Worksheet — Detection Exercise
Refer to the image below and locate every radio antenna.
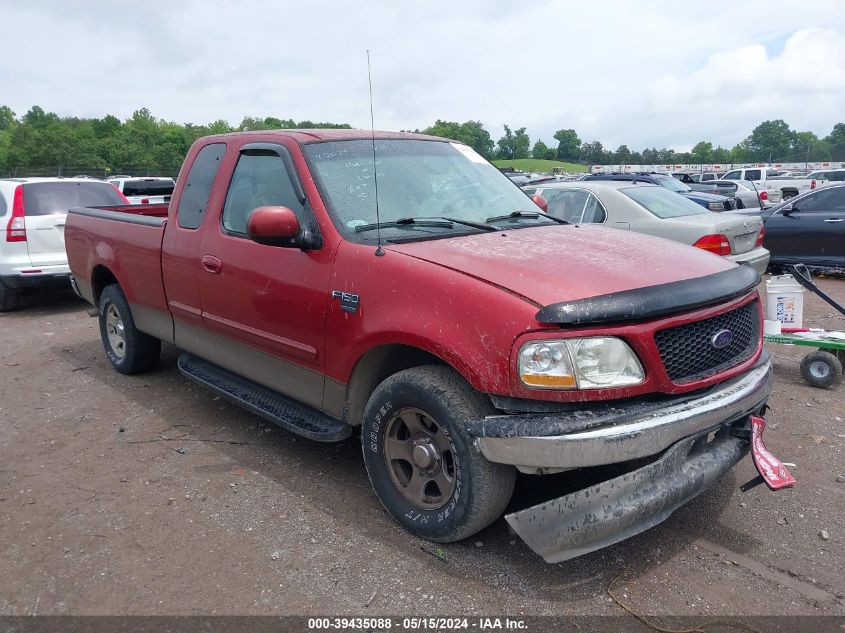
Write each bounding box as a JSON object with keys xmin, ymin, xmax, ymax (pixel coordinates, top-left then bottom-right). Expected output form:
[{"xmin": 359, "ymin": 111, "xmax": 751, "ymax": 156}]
[{"xmin": 367, "ymin": 49, "xmax": 384, "ymax": 257}]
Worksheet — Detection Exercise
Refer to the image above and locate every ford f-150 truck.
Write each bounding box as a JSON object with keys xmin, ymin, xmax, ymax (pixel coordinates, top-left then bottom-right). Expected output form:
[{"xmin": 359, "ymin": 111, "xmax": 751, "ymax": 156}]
[{"xmin": 65, "ymin": 130, "xmax": 791, "ymax": 563}]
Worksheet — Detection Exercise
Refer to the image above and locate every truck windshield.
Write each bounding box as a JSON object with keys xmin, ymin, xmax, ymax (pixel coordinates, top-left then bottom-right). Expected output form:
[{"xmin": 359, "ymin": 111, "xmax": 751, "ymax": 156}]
[
  {"xmin": 303, "ymin": 139, "xmax": 544, "ymax": 240},
  {"xmin": 619, "ymin": 186, "xmax": 709, "ymax": 219}
]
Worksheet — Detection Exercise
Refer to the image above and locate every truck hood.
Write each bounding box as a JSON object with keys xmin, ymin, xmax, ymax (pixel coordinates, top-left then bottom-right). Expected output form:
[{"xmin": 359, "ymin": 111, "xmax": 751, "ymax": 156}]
[{"xmin": 385, "ymin": 225, "xmax": 736, "ymax": 307}]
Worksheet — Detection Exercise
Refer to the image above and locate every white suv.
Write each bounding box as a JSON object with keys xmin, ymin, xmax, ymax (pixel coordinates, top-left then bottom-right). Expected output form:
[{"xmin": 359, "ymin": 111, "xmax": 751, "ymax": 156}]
[
  {"xmin": 107, "ymin": 177, "xmax": 175, "ymax": 205},
  {"xmin": 0, "ymin": 177, "xmax": 127, "ymax": 310}
]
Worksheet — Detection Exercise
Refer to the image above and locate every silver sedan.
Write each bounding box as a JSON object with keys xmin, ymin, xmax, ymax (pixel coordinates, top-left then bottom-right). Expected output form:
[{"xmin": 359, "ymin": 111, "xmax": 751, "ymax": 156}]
[{"xmin": 524, "ymin": 181, "xmax": 770, "ymax": 274}]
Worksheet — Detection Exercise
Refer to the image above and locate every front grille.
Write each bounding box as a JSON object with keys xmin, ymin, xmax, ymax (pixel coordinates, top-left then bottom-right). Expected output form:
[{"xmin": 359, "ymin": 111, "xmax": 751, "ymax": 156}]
[{"xmin": 654, "ymin": 301, "xmax": 759, "ymax": 383}]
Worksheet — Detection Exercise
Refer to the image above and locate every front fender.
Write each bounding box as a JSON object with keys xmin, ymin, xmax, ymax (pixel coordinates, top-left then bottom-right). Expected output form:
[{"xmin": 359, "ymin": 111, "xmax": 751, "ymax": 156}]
[{"xmin": 323, "ymin": 241, "xmax": 542, "ymax": 394}]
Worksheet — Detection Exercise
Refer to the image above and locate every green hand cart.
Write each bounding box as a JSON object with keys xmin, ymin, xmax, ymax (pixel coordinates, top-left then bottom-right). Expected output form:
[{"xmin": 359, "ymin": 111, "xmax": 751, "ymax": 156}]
[{"xmin": 764, "ymin": 264, "xmax": 845, "ymax": 388}]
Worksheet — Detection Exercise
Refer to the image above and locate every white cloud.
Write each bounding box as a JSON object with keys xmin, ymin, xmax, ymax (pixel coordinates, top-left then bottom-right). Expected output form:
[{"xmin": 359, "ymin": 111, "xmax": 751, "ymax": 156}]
[{"xmin": 0, "ymin": 1, "xmax": 843, "ymax": 151}]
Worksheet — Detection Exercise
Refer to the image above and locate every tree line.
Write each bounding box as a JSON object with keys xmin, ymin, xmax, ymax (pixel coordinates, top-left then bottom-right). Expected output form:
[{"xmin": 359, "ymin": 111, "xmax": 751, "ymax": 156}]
[
  {"xmin": 1, "ymin": 104, "xmax": 844, "ymax": 177},
  {"xmin": 422, "ymin": 119, "xmax": 845, "ymax": 166},
  {"xmin": 0, "ymin": 106, "xmax": 351, "ymax": 177}
]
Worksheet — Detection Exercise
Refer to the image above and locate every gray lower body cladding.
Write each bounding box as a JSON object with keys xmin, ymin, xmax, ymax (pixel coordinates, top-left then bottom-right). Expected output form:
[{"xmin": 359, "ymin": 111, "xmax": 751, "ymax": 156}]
[{"xmin": 506, "ymin": 431, "xmax": 748, "ymax": 563}]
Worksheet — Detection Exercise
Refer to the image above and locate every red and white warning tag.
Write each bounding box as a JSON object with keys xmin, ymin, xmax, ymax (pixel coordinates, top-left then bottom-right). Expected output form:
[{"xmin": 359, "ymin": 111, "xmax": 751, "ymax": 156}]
[{"xmin": 750, "ymin": 415, "xmax": 795, "ymax": 490}]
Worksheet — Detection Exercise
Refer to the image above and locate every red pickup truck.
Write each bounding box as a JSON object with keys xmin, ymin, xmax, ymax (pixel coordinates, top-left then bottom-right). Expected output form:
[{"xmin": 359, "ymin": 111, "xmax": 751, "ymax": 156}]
[{"xmin": 65, "ymin": 130, "xmax": 787, "ymax": 563}]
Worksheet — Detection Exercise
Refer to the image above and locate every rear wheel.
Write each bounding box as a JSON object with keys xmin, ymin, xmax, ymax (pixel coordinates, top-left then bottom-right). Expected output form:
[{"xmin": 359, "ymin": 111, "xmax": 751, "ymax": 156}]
[
  {"xmin": 0, "ymin": 282, "xmax": 23, "ymax": 312},
  {"xmin": 98, "ymin": 284, "xmax": 161, "ymax": 374},
  {"xmin": 800, "ymin": 351, "xmax": 842, "ymax": 389},
  {"xmin": 361, "ymin": 365, "xmax": 515, "ymax": 543}
]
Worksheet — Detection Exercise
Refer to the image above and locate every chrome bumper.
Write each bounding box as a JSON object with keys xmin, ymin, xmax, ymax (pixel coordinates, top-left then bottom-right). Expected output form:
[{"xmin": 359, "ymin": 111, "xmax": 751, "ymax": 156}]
[
  {"xmin": 506, "ymin": 432, "xmax": 748, "ymax": 562},
  {"xmin": 476, "ymin": 358, "xmax": 771, "ymax": 471}
]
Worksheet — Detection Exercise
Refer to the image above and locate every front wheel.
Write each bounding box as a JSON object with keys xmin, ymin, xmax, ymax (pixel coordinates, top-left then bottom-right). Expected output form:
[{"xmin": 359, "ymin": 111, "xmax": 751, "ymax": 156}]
[
  {"xmin": 361, "ymin": 365, "xmax": 515, "ymax": 543},
  {"xmin": 98, "ymin": 284, "xmax": 161, "ymax": 374}
]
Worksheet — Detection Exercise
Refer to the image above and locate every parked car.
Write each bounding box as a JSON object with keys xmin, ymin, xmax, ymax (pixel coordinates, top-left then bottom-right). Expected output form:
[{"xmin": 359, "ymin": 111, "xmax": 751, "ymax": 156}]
[
  {"xmin": 735, "ymin": 184, "xmax": 845, "ymax": 269},
  {"xmin": 108, "ymin": 177, "xmax": 176, "ymax": 205},
  {"xmin": 584, "ymin": 172, "xmax": 743, "ymax": 211},
  {"xmin": 720, "ymin": 167, "xmax": 828, "ymax": 200},
  {"xmin": 720, "ymin": 180, "xmax": 782, "ymax": 209},
  {"xmin": 526, "ymin": 181, "xmax": 769, "ymax": 273},
  {"xmin": 0, "ymin": 177, "xmax": 128, "ymax": 310},
  {"xmin": 672, "ymin": 172, "xmax": 727, "ymax": 184},
  {"xmin": 804, "ymin": 168, "xmax": 845, "ymax": 183},
  {"xmin": 64, "ymin": 129, "xmax": 784, "ymax": 563}
]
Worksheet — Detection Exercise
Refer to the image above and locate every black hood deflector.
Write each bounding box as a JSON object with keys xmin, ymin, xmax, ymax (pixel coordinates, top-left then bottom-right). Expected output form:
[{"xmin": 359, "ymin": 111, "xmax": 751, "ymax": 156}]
[{"xmin": 536, "ymin": 265, "xmax": 760, "ymax": 325}]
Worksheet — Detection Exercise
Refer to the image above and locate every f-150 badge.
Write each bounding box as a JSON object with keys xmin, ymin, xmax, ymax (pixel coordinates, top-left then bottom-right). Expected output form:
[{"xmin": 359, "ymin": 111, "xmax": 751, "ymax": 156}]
[{"xmin": 331, "ymin": 290, "xmax": 359, "ymax": 313}]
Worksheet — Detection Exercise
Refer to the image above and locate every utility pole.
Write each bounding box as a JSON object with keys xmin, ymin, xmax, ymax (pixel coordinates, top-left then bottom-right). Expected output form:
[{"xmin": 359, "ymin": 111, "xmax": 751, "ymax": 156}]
[{"xmin": 806, "ymin": 142, "xmax": 811, "ymax": 171}]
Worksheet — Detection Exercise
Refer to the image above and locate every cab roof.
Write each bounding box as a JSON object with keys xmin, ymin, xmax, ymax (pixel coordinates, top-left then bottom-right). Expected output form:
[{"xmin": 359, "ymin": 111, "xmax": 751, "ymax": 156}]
[{"xmin": 201, "ymin": 129, "xmax": 450, "ymax": 144}]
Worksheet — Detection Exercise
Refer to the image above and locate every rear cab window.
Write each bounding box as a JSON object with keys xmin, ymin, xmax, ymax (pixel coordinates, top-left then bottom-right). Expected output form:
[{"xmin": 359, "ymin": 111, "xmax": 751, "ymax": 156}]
[
  {"xmin": 177, "ymin": 143, "xmax": 226, "ymax": 229},
  {"xmin": 22, "ymin": 181, "xmax": 126, "ymax": 214}
]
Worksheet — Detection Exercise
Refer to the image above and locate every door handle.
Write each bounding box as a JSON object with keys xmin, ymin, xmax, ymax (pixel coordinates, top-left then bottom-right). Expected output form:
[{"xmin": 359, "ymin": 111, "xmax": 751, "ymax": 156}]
[
  {"xmin": 201, "ymin": 255, "xmax": 222, "ymax": 274},
  {"xmin": 823, "ymin": 218, "xmax": 845, "ymax": 223}
]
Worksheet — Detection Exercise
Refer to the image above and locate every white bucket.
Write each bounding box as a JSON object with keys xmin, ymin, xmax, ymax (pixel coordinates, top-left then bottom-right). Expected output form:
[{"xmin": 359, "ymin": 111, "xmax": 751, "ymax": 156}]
[{"xmin": 765, "ymin": 275, "xmax": 804, "ymax": 328}]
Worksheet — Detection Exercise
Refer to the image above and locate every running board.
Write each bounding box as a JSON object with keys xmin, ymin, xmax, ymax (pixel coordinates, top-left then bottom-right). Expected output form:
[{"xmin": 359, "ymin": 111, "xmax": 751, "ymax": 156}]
[{"xmin": 177, "ymin": 353, "xmax": 352, "ymax": 442}]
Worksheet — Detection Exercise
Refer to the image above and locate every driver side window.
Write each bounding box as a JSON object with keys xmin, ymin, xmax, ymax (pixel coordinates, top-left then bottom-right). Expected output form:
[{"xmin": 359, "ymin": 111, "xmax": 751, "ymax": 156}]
[{"xmin": 222, "ymin": 151, "xmax": 304, "ymax": 236}]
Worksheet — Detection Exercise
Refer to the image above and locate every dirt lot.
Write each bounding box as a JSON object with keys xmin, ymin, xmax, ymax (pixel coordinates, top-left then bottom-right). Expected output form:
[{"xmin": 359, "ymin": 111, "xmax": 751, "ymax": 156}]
[{"xmin": 0, "ymin": 278, "xmax": 843, "ymax": 618}]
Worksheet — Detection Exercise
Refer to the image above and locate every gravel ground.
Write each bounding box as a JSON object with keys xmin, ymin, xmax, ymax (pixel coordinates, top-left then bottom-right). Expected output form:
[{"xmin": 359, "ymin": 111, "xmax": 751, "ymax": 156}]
[{"xmin": 0, "ymin": 277, "xmax": 843, "ymax": 617}]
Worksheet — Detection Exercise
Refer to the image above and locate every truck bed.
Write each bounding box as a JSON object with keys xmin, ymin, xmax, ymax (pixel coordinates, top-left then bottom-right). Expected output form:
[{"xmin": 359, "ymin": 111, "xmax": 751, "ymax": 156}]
[{"xmin": 65, "ymin": 204, "xmax": 170, "ymax": 316}]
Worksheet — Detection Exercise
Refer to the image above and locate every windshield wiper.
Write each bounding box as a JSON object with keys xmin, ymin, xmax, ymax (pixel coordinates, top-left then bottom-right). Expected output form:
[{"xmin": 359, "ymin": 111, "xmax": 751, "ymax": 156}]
[
  {"xmin": 485, "ymin": 210, "xmax": 568, "ymax": 225},
  {"xmin": 354, "ymin": 217, "xmax": 454, "ymax": 233},
  {"xmin": 439, "ymin": 216, "xmax": 499, "ymax": 231}
]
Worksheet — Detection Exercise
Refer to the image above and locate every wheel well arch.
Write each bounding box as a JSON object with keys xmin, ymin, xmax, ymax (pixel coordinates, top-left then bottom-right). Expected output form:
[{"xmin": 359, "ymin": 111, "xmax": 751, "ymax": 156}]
[
  {"xmin": 343, "ymin": 344, "xmax": 449, "ymax": 427},
  {"xmin": 91, "ymin": 265, "xmax": 119, "ymax": 304}
]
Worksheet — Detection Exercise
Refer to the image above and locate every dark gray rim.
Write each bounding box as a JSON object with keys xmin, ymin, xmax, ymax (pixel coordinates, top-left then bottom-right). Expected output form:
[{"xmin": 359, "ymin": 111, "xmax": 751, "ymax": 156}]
[{"xmin": 383, "ymin": 407, "xmax": 456, "ymax": 510}]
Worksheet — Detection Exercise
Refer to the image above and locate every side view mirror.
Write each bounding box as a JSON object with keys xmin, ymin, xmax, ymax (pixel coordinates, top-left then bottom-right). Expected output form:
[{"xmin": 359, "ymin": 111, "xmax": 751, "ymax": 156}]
[
  {"xmin": 531, "ymin": 194, "xmax": 548, "ymax": 213},
  {"xmin": 781, "ymin": 203, "xmax": 795, "ymax": 216},
  {"xmin": 247, "ymin": 206, "xmax": 303, "ymax": 247}
]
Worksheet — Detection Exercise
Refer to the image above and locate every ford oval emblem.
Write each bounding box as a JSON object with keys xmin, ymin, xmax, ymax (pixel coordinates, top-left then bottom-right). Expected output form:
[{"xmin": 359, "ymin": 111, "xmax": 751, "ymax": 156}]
[{"xmin": 711, "ymin": 329, "xmax": 733, "ymax": 349}]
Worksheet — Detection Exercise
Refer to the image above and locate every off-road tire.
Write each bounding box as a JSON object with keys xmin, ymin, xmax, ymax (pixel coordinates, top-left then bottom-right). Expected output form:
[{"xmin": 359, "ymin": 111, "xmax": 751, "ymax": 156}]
[
  {"xmin": 361, "ymin": 364, "xmax": 516, "ymax": 543},
  {"xmin": 98, "ymin": 284, "xmax": 161, "ymax": 374},
  {"xmin": 0, "ymin": 282, "xmax": 23, "ymax": 312},
  {"xmin": 800, "ymin": 351, "xmax": 842, "ymax": 389}
]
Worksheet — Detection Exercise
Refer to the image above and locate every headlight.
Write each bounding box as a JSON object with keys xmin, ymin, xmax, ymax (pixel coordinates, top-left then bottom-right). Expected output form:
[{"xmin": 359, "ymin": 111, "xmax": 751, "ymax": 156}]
[
  {"xmin": 518, "ymin": 337, "xmax": 645, "ymax": 389},
  {"xmin": 708, "ymin": 201, "xmax": 725, "ymax": 211}
]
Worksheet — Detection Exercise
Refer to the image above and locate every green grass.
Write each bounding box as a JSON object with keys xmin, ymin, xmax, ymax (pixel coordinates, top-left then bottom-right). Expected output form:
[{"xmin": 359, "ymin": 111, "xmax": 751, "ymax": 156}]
[{"xmin": 492, "ymin": 158, "xmax": 587, "ymax": 174}]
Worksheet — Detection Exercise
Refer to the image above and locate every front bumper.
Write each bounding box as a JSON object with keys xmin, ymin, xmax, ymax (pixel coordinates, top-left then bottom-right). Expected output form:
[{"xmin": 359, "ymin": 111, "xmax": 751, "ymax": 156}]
[
  {"xmin": 473, "ymin": 356, "xmax": 771, "ymax": 563},
  {"xmin": 506, "ymin": 431, "xmax": 748, "ymax": 562},
  {"xmin": 475, "ymin": 356, "xmax": 771, "ymax": 471},
  {"xmin": 726, "ymin": 247, "xmax": 770, "ymax": 275}
]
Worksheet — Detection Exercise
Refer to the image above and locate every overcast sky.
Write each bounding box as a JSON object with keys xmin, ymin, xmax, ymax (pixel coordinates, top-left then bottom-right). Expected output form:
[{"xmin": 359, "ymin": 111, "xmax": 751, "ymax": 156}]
[{"xmin": 2, "ymin": 1, "xmax": 844, "ymax": 152}]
